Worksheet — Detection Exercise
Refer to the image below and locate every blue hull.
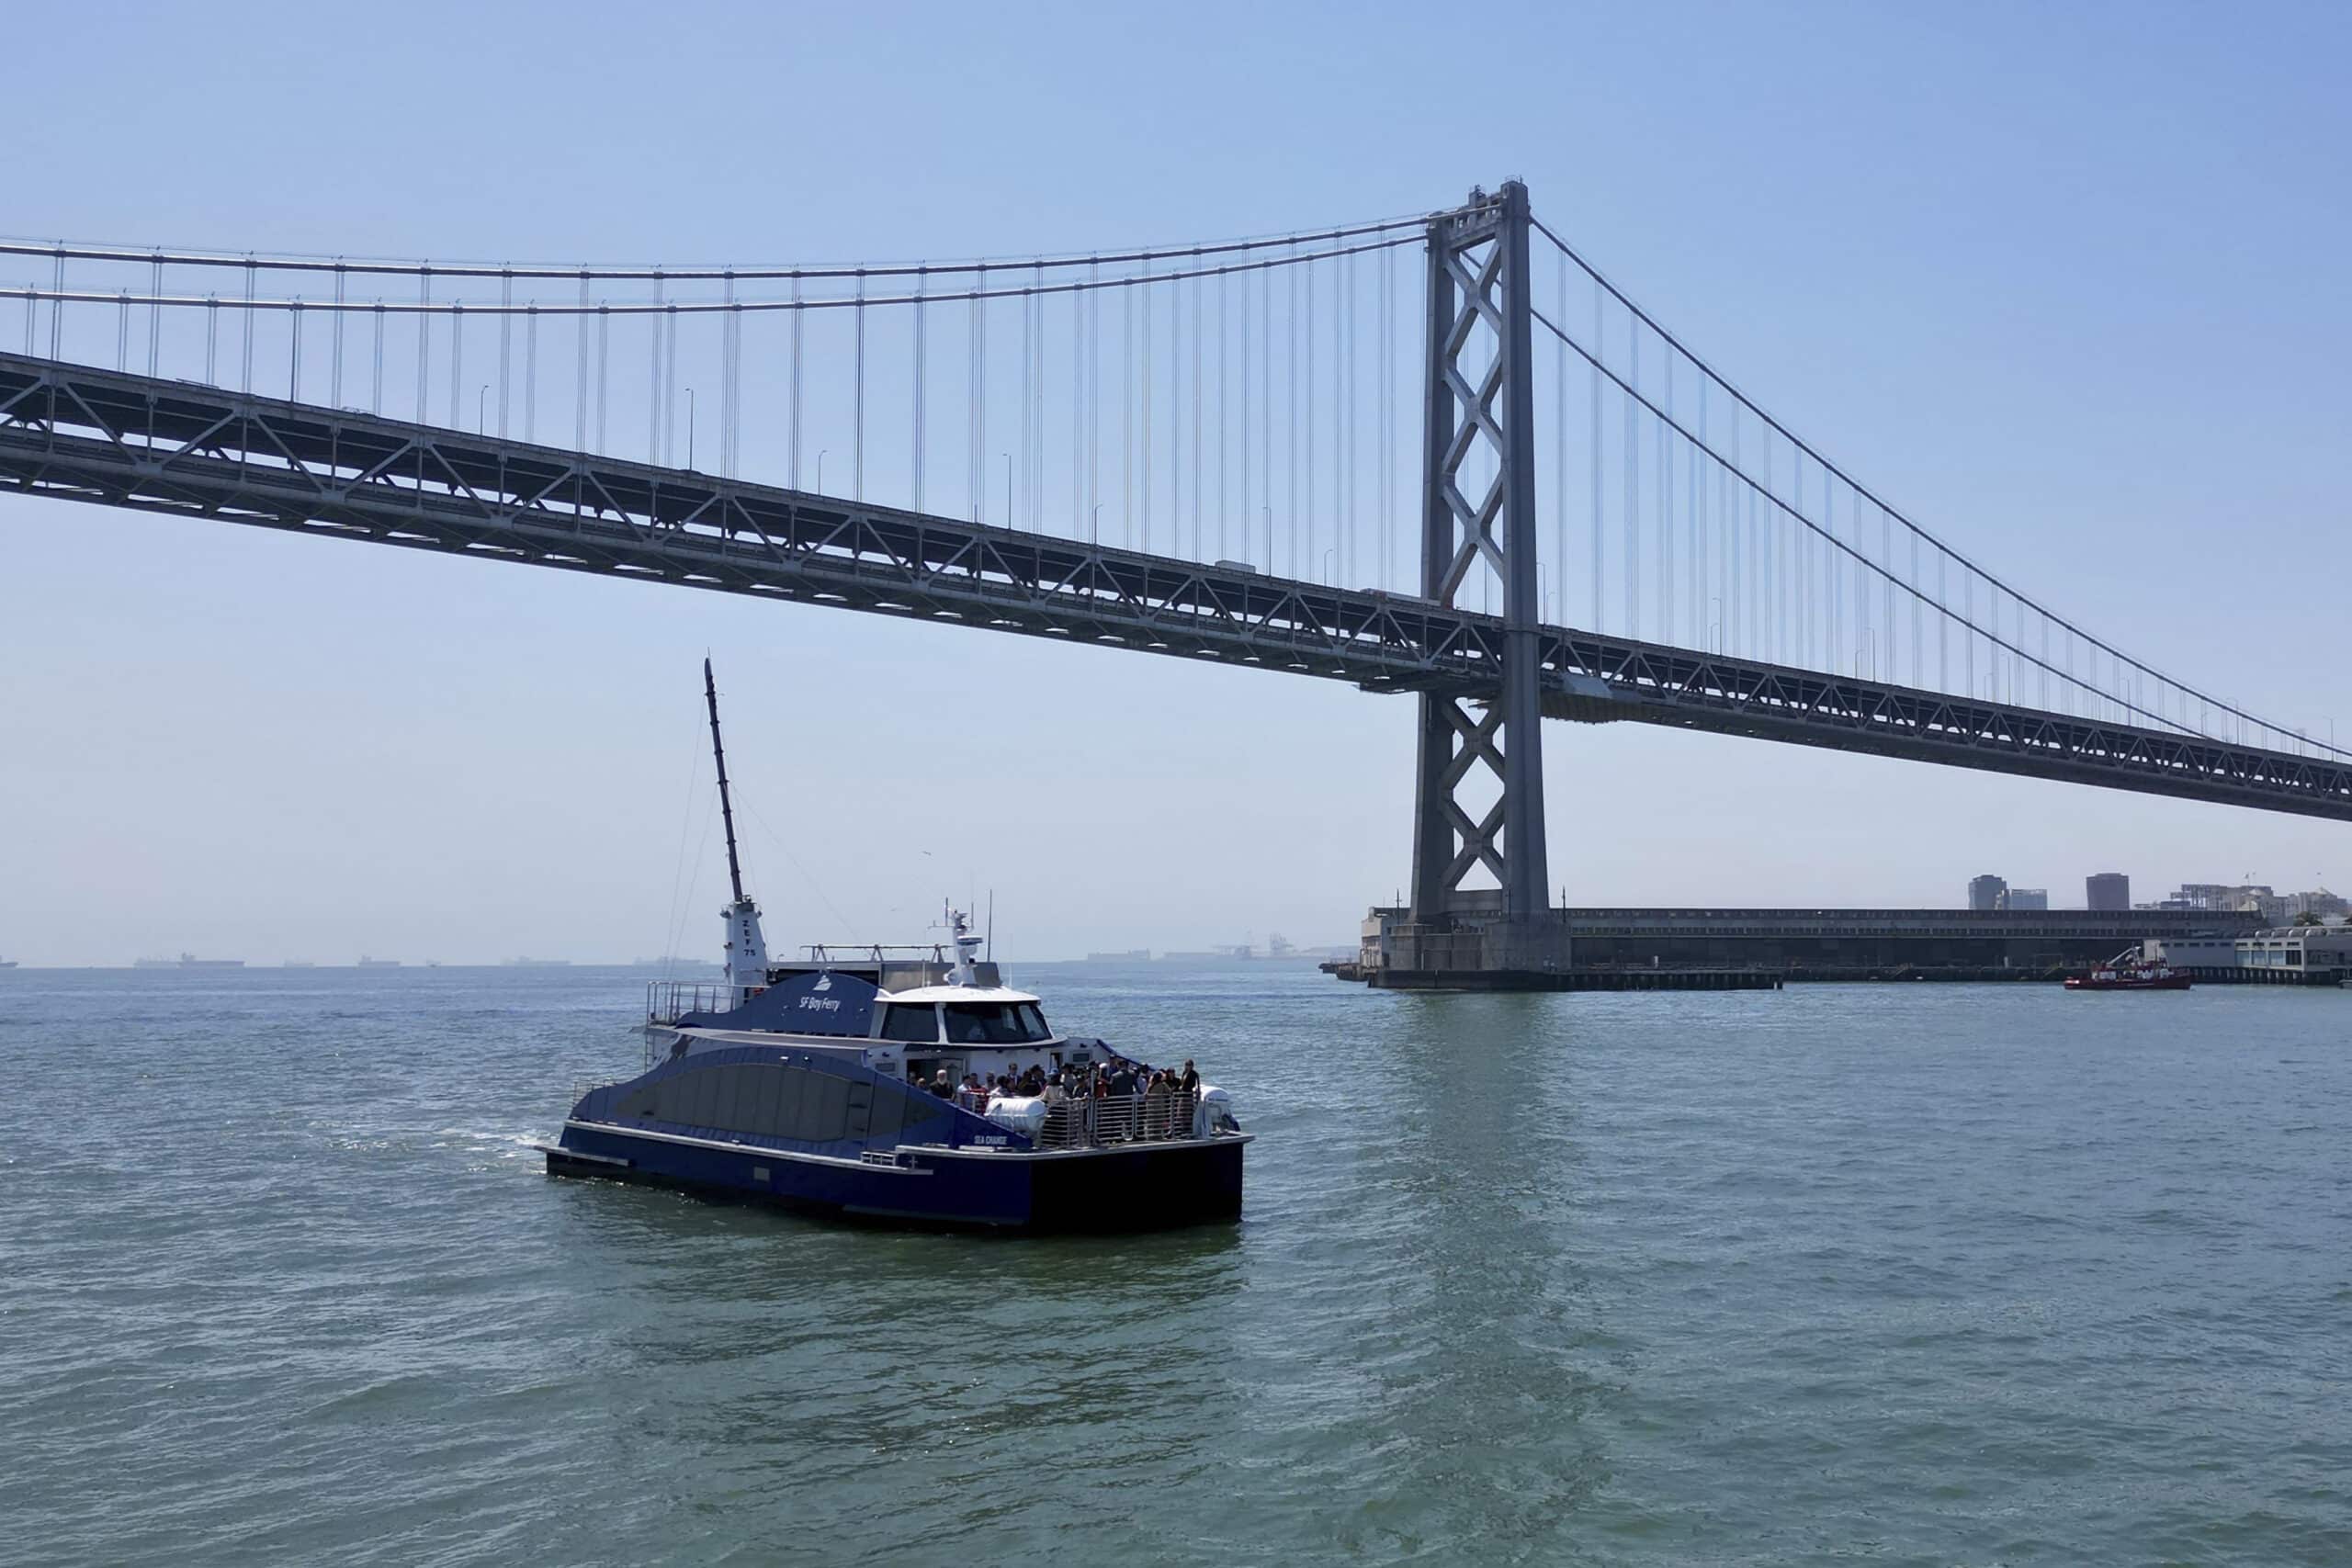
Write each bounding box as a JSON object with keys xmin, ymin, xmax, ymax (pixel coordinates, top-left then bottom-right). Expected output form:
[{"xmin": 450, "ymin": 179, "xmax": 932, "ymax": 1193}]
[{"xmin": 548, "ymin": 1121, "xmax": 1246, "ymax": 1233}]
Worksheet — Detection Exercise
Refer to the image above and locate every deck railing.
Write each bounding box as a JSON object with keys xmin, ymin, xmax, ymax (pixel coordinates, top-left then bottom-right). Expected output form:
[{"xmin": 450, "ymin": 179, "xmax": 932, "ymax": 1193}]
[
  {"xmin": 986, "ymin": 1091, "xmax": 1201, "ymax": 1150},
  {"xmin": 646, "ymin": 980, "xmax": 739, "ymax": 1027}
]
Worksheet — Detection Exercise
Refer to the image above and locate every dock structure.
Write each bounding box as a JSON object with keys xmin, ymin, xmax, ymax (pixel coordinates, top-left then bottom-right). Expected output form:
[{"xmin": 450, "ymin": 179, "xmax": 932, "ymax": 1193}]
[
  {"xmin": 1341, "ymin": 906, "xmax": 2276, "ymax": 989},
  {"xmin": 2145, "ymin": 926, "xmax": 2352, "ymax": 987},
  {"xmin": 1366, "ymin": 964, "xmax": 1779, "ymax": 992}
]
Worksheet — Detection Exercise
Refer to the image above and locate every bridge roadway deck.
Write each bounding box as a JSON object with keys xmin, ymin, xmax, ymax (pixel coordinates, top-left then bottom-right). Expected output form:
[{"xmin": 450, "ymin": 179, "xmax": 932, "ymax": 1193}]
[{"xmin": 4, "ymin": 350, "xmax": 2346, "ymax": 822}]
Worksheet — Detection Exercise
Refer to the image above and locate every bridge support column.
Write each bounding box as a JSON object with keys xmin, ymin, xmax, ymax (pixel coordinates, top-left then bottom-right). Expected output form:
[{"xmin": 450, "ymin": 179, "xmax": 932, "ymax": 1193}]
[{"xmin": 1397, "ymin": 181, "xmax": 1565, "ymax": 982}]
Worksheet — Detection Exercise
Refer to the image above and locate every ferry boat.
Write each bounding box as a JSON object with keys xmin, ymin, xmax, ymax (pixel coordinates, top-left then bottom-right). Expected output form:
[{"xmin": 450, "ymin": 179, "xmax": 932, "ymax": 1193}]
[
  {"xmin": 2064, "ymin": 947, "xmax": 2192, "ymax": 991},
  {"xmin": 539, "ymin": 661, "xmax": 1250, "ymax": 1233}
]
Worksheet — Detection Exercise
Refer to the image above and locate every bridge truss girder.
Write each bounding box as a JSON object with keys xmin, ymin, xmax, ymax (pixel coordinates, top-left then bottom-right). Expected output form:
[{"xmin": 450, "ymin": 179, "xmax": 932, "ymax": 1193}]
[{"xmin": 3, "ymin": 348, "xmax": 2348, "ymax": 825}]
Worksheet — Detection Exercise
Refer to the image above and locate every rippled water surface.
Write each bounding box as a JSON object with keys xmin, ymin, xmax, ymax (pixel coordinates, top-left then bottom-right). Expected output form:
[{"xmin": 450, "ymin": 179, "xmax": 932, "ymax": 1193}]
[{"xmin": 5, "ymin": 964, "xmax": 2349, "ymax": 1564}]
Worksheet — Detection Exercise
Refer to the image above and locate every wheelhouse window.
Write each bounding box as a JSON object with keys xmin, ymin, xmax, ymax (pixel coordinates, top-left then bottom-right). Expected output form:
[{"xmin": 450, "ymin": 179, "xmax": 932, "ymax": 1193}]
[
  {"xmin": 942, "ymin": 1000, "xmax": 1053, "ymax": 1044},
  {"xmin": 878, "ymin": 1003, "xmax": 942, "ymax": 1043}
]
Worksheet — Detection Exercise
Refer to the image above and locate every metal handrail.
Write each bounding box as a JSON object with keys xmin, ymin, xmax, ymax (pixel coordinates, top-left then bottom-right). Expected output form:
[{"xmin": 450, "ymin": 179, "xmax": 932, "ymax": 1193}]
[
  {"xmin": 646, "ymin": 979, "xmax": 739, "ymax": 1024},
  {"xmin": 1017, "ymin": 1091, "xmax": 1201, "ymax": 1151}
]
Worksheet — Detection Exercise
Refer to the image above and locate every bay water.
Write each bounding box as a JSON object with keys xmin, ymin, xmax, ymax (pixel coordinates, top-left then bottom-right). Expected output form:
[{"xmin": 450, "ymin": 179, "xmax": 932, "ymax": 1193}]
[{"xmin": 4, "ymin": 964, "xmax": 2346, "ymax": 1564}]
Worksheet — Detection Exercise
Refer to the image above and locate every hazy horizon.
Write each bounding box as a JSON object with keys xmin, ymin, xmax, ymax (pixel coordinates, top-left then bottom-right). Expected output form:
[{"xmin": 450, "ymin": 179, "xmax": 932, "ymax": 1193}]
[{"xmin": 6, "ymin": 1, "xmax": 2349, "ymax": 967}]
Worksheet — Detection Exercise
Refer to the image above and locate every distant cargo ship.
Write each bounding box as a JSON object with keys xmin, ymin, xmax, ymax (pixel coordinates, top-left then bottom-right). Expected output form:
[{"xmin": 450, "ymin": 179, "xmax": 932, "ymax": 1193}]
[
  {"xmin": 1084, "ymin": 949, "xmax": 1151, "ymax": 963},
  {"xmin": 0, "ymin": 957, "xmax": 17, "ymax": 969},
  {"xmin": 134, "ymin": 953, "xmax": 245, "ymax": 969},
  {"xmin": 356, "ymin": 957, "xmax": 401, "ymax": 969}
]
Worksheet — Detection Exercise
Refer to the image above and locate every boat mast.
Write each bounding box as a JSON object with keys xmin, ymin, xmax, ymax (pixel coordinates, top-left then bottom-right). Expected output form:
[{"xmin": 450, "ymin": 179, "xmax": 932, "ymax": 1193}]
[{"xmin": 704, "ymin": 656, "xmax": 745, "ymax": 907}]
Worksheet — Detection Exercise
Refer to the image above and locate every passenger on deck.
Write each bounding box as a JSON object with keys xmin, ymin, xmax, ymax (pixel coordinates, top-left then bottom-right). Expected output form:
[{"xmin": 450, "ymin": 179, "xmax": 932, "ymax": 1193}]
[{"xmin": 1180, "ymin": 1059, "xmax": 1200, "ymax": 1095}]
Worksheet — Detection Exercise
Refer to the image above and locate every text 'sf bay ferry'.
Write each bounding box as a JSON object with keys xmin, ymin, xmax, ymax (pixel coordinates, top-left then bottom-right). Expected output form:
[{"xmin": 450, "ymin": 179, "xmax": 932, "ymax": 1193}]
[{"xmin": 540, "ymin": 662, "xmax": 1249, "ymax": 1232}]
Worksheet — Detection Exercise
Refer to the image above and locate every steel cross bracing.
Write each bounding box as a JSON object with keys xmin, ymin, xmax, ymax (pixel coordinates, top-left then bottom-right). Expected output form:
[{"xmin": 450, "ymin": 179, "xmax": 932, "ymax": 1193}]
[
  {"xmin": 1410, "ymin": 184, "xmax": 1548, "ymax": 928},
  {"xmin": 5, "ymin": 347, "xmax": 2350, "ymax": 822}
]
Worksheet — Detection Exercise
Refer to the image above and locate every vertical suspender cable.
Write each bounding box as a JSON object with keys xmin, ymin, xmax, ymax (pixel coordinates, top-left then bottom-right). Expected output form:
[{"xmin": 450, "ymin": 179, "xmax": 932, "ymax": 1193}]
[
  {"xmin": 1590, "ymin": 282, "xmax": 1602, "ymax": 632},
  {"xmin": 1142, "ymin": 258, "xmax": 1153, "ymax": 553},
  {"xmin": 1884, "ymin": 506, "xmax": 1895, "ymax": 685},
  {"xmin": 1724, "ymin": 401, "xmax": 1737, "ymax": 654},
  {"xmin": 370, "ymin": 302, "xmax": 384, "ymax": 416},
  {"xmin": 1760, "ymin": 429, "xmax": 1773, "ymax": 662},
  {"xmin": 913, "ymin": 268, "xmax": 928, "ymax": 513},
  {"xmin": 789, "ymin": 276, "xmax": 803, "ymax": 489},
  {"xmin": 1345, "ymin": 247, "xmax": 1363, "ymax": 592},
  {"xmin": 854, "ymin": 269, "xmax": 866, "ymax": 501},
  {"xmin": 1020, "ymin": 275, "xmax": 1034, "ymax": 527},
  {"xmin": 523, "ymin": 306, "xmax": 537, "ymax": 443},
  {"xmin": 1964, "ymin": 570, "xmax": 1974, "ymax": 701},
  {"xmin": 150, "ymin": 256, "xmax": 166, "ymax": 380},
  {"xmin": 1121, "ymin": 268, "xmax": 1132, "ymax": 541},
  {"xmin": 1554, "ymin": 252, "xmax": 1566, "ymax": 623},
  {"xmin": 1287, "ymin": 248, "xmax": 1299, "ymax": 580},
  {"xmin": 975, "ymin": 268, "xmax": 987, "ymax": 520},
  {"xmin": 1382, "ymin": 243, "xmax": 1395, "ymax": 592},
  {"xmin": 1693, "ymin": 380, "xmax": 1712, "ymax": 649},
  {"xmin": 1036, "ymin": 266, "xmax": 1048, "ymax": 527},
  {"xmin": 1193, "ymin": 261, "xmax": 1204, "ymax": 561},
  {"xmin": 47, "ymin": 250, "xmax": 66, "ymax": 363},
  {"xmin": 1910, "ymin": 529, "xmax": 1920, "ymax": 689},
  {"xmin": 723, "ymin": 273, "xmax": 739, "ymax": 478},
  {"xmin": 243, "ymin": 258, "xmax": 257, "ymax": 395},
  {"xmin": 1240, "ymin": 259, "xmax": 1253, "ymax": 566},
  {"xmin": 1625, "ymin": 317, "xmax": 1639, "ymax": 638},
  {"xmin": 453, "ymin": 303, "xmax": 467, "ymax": 438},
  {"xmin": 1660, "ymin": 355, "xmax": 1673, "ymax": 641},
  {"xmin": 497, "ymin": 272, "xmax": 511, "ymax": 439},
  {"xmin": 572, "ymin": 271, "xmax": 588, "ymax": 453},
  {"xmin": 650, "ymin": 288, "xmax": 665, "ymax": 463},
  {"xmin": 1071, "ymin": 271, "xmax": 1084, "ymax": 535},
  {"xmin": 1216, "ymin": 263, "xmax": 1227, "ymax": 561},
  {"xmin": 1169, "ymin": 268, "xmax": 1182, "ymax": 556},
  {"xmin": 1261, "ymin": 258, "xmax": 1272, "ymax": 572},
  {"xmin": 594, "ymin": 304, "xmax": 608, "ymax": 456},
  {"xmin": 420, "ymin": 269, "xmax": 435, "ymax": 423},
  {"xmin": 1087, "ymin": 259, "xmax": 1100, "ymax": 535},
  {"xmin": 663, "ymin": 302, "xmax": 680, "ymax": 467},
  {"xmin": 1305, "ymin": 254, "xmax": 1315, "ymax": 583},
  {"xmin": 1694, "ymin": 381, "xmax": 1708, "ymax": 646}
]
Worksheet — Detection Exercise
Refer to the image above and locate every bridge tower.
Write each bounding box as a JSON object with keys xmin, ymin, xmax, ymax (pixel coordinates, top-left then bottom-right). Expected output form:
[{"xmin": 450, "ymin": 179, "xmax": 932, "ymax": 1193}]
[{"xmin": 1391, "ymin": 180, "xmax": 1564, "ymax": 982}]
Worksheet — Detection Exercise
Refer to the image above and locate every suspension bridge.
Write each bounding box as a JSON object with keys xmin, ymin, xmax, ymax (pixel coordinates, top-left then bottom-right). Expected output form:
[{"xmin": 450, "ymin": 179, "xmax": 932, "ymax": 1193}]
[{"xmin": 3, "ymin": 181, "xmax": 2344, "ymax": 981}]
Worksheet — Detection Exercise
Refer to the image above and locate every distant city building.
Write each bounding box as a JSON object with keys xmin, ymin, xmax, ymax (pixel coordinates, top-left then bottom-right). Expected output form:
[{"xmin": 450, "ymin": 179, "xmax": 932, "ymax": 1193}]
[
  {"xmin": 2086, "ymin": 873, "xmax": 2130, "ymax": 911},
  {"xmin": 2169, "ymin": 882, "xmax": 2273, "ymax": 912},
  {"xmin": 1998, "ymin": 887, "xmax": 2049, "ymax": 912},
  {"xmin": 2145, "ymin": 881, "xmax": 2344, "ymax": 926},
  {"xmin": 1968, "ymin": 874, "xmax": 2007, "ymax": 912}
]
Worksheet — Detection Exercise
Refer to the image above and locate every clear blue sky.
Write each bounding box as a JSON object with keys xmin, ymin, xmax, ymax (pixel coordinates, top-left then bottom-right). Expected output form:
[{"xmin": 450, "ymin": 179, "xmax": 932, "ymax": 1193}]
[{"xmin": 4, "ymin": 1, "xmax": 2348, "ymax": 964}]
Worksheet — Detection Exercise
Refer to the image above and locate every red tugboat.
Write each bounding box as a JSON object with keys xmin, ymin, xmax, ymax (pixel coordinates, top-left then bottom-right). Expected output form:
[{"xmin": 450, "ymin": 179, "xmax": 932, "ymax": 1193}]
[{"xmin": 2064, "ymin": 946, "xmax": 2193, "ymax": 991}]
